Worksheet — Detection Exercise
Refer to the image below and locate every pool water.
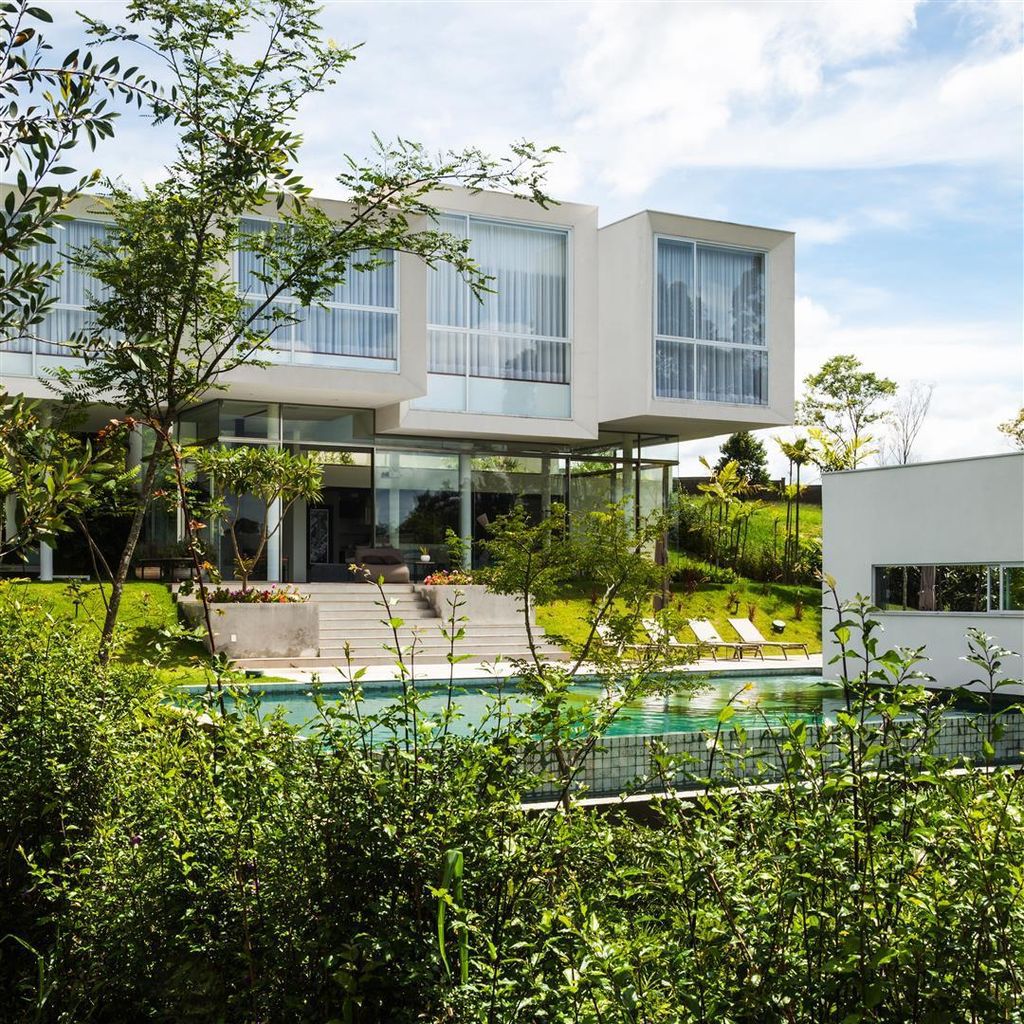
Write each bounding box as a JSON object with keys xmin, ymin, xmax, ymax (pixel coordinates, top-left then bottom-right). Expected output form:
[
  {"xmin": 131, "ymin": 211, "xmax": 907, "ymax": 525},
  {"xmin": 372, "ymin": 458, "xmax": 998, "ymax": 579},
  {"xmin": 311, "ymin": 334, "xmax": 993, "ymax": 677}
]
[{"xmin": 185, "ymin": 673, "xmax": 845, "ymax": 738}]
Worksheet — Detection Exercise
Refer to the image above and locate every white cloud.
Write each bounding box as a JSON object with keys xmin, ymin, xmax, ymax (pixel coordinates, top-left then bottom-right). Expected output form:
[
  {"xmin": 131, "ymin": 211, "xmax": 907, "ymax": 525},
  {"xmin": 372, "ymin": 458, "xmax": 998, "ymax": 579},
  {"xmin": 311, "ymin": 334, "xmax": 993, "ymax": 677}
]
[{"xmin": 557, "ymin": 1, "xmax": 1022, "ymax": 194}]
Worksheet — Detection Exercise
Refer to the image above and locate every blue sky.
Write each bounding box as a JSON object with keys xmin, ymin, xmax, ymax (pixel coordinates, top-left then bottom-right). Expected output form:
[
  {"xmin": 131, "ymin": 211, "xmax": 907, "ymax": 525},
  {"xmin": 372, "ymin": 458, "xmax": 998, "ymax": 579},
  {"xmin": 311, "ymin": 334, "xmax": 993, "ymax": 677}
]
[{"xmin": 51, "ymin": 1, "xmax": 1023, "ymax": 475}]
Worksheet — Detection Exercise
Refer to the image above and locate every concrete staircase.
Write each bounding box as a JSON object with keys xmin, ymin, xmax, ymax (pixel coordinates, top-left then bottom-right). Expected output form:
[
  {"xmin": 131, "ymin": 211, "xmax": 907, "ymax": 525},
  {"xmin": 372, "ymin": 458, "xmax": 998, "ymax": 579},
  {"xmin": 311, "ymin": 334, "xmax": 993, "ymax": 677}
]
[{"xmin": 234, "ymin": 583, "xmax": 568, "ymax": 670}]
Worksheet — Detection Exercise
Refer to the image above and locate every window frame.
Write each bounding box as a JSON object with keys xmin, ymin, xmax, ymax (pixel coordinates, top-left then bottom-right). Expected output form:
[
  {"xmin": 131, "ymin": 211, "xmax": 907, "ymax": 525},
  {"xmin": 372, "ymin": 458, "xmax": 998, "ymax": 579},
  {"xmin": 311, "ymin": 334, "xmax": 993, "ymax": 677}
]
[
  {"xmin": 873, "ymin": 561, "xmax": 1024, "ymax": 615},
  {"xmin": 652, "ymin": 232, "xmax": 769, "ymax": 406},
  {"xmin": 423, "ymin": 210, "xmax": 574, "ymax": 417},
  {"xmin": 235, "ymin": 215, "xmax": 401, "ymax": 373}
]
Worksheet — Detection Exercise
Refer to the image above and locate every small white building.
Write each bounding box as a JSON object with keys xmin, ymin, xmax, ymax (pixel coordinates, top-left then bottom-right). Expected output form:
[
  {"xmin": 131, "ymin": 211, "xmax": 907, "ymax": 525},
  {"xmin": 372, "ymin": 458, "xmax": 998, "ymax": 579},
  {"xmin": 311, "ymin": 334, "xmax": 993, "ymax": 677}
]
[{"xmin": 822, "ymin": 452, "xmax": 1024, "ymax": 692}]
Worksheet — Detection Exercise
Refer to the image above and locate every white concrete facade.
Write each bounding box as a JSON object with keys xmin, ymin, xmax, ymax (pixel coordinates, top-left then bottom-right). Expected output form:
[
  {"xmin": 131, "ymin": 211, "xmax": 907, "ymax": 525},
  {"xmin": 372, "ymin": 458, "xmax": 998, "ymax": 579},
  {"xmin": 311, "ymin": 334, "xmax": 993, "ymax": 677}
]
[
  {"xmin": 1, "ymin": 186, "xmax": 796, "ymax": 583},
  {"xmin": 822, "ymin": 453, "xmax": 1024, "ymax": 692},
  {"xmin": 0, "ymin": 187, "xmax": 795, "ymax": 445}
]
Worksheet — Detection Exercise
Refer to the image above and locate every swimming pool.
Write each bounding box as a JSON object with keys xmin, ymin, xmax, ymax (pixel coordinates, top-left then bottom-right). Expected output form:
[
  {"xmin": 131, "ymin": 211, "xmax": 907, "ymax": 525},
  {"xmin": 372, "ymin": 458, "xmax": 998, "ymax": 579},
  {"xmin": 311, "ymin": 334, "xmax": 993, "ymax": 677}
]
[{"xmin": 182, "ymin": 672, "xmax": 844, "ymax": 738}]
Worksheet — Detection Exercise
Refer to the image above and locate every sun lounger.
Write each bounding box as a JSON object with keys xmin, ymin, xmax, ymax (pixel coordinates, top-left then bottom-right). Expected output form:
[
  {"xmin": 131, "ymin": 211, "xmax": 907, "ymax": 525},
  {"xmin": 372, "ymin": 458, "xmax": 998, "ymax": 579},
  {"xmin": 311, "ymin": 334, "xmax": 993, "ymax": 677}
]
[
  {"xmin": 641, "ymin": 618, "xmax": 703, "ymax": 658},
  {"xmin": 727, "ymin": 618, "xmax": 809, "ymax": 660},
  {"xmin": 687, "ymin": 618, "xmax": 763, "ymax": 661}
]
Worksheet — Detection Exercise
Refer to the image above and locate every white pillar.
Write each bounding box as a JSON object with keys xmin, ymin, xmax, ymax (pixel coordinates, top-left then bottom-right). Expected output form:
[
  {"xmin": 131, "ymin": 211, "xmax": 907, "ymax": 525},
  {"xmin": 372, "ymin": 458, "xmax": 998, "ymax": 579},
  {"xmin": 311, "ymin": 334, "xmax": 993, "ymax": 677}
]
[
  {"xmin": 388, "ymin": 452, "xmax": 401, "ymax": 548},
  {"xmin": 126, "ymin": 425, "xmax": 144, "ymax": 491},
  {"xmin": 622, "ymin": 437, "xmax": 635, "ymax": 526},
  {"xmin": 540, "ymin": 456, "xmax": 552, "ymax": 518},
  {"xmin": 39, "ymin": 541, "xmax": 53, "ymax": 581},
  {"xmin": 459, "ymin": 453, "xmax": 472, "ymax": 569},
  {"xmin": 3, "ymin": 494, "xmax": 16, "ymax": 544},
  {"xmin": 265, "ymin": 497, "xmax": 281, "ymax": 583}
]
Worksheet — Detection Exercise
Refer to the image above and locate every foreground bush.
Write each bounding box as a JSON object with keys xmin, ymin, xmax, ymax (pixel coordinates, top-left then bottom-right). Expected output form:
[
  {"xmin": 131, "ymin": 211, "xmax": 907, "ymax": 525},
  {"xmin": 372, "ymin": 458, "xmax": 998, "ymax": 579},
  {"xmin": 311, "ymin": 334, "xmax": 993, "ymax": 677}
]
[{"xmin": 1, "ymin": 594, "xmax": 1022, "ymax": 1022}]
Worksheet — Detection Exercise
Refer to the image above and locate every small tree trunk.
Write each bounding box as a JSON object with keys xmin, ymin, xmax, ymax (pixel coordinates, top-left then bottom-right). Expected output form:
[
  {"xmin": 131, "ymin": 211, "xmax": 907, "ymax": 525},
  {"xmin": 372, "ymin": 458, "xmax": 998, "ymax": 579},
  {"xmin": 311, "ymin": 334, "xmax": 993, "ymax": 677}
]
[
  {"xmin": 98, "ymin": 430, "xmax": 166, "ymax": 664},
  {"xmin": 166, "ymin": 437, "xmax": 217, "ymax": 654}
]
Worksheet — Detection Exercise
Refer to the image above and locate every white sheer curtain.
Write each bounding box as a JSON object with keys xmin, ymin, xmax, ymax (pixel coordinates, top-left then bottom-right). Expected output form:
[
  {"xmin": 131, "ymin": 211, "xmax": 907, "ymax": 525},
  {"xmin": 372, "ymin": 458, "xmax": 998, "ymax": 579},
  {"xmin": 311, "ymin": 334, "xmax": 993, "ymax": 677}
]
[
  {"xmin": 654, "ymin": 339, "xmax": 695, "ymax": 399},
  {"xmin": 428, "ymin": 214, "xmax": 468, "ymax": 328},
  {"xmin": 239, "ymin": 218, "xmax": 397, "ymax": 361},
  {"xmin": 656, "ymin": 239, "xmax": 693, "ymax": 338},
  {"xmin": 470, "ymin": 335, "xmax": 569, "ymax": 383},
  {"xmin": 467, "ymin": 220, "xmax": 567, "ymax": 337},
  {"xmin": 695, "ymin": 245, "xmax": 764, "ymax": 345},
  {"xmin": 295, "ymin": 307, "xmax": 396, "ymax": 359},
  {"xmin": 27, "ymin": 219, "xmax": 112, "ymax": 354},
  {"xmin": 428, "ymin": 214, "xmax": 569, "ymax": 385},
  {"xmin": 694, "ymin": 345, "xmax": 767, "ymax": 404}
]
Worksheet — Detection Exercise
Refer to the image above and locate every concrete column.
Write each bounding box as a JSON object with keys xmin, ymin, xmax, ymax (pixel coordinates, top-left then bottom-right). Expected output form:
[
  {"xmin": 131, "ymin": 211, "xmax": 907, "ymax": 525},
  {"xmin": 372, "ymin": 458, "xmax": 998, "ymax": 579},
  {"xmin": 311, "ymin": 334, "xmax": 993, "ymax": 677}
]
[
  {"xmin": 265, "ymin": 497, "xmax": 281, "ymax": 583},
  {"xmin": 126, "ymin": 425, "xmax": 144, "ymax": 491},
  {"xmin": 39, "ymin": 541, "xmax": 53, "ymax": 581},
  {"xmin": 290, "ymin": 497, "xmax": 308, "ymax": 583},
  {"xmin": 540, "ymin": 456, "xmax": 552, "ymax": 518},
  {"xmin": 458, "ymin": 453, "xmax": 472, "ymax": 569},
  {"xmin": 4, "ymin": 494, "xmax": 16, "ymax": 543},
  {"xmin": 622, "ymin": 437, "xmax": 635, "ymax": 525},
  {"xmin": 387, "ymin": 451, "xmax": 401, "ymax": 548}
]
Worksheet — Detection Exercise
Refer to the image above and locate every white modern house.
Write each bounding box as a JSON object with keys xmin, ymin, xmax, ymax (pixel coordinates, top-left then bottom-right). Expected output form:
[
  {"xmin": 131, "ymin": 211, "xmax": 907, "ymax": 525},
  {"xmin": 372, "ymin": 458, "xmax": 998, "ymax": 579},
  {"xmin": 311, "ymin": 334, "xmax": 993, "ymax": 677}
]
[
  {"xmin": 822, "ymin": 453, "xmax": 1024, "ymax": 693},
  {"xmin": 1, "ymin": 187, "xmax": 795, "ymax": 583}
]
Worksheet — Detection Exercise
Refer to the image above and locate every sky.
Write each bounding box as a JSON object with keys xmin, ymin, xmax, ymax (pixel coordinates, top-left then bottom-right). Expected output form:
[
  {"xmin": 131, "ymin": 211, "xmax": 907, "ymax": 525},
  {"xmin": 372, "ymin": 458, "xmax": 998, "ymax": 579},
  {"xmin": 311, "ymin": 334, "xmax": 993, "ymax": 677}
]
[{"xmin": 46, "ymin": 0, "xmax": 1024, "ymax": 478}]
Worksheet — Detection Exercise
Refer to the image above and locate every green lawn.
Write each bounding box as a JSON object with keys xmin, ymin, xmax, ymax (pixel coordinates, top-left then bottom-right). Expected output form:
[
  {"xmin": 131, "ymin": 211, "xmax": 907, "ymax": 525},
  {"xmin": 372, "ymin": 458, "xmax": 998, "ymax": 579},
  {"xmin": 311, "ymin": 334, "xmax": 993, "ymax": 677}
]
[
  {"xmin": 1, "ymin": 581, "xmax": 260, "ymax": 685},
  {"xmin": 538, "ymin": 578, "xmax": 822, "ymax": 653},
  {"xmin": 741, "ymin": 498, "xmax": 822, "ymax": 553}
]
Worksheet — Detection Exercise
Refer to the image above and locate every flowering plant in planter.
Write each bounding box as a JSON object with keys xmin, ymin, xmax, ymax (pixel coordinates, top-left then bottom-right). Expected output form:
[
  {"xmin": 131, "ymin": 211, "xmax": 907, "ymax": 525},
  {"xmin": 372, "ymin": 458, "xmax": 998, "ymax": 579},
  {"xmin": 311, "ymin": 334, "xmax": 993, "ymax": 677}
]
[
  {"xmin": 205, "ymin": 585, "xmax": 308, "ymax": 604},
  {"xmin": 422, "ymin": 569, "xmax": 475, "ymax": 586}
]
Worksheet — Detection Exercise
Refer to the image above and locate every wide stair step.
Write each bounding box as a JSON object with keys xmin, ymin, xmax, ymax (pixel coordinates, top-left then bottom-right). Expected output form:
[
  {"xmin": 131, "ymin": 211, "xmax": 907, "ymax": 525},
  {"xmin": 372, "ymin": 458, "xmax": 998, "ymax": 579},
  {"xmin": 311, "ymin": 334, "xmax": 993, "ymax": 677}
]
[{"xmin": 229, "ymin": 582, "xmax": 568, "ymax": 669}]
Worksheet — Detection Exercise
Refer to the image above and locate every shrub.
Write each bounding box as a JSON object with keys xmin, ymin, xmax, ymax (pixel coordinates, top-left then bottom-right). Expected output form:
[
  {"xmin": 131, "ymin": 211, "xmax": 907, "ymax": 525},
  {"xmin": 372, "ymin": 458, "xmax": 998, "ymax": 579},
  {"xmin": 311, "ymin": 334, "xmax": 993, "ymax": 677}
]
[
  {"xmin": 1, "ymin": 584, "xmax": 1022, "ymax": 1022},
  {"xmin": 421, "ymin": 569, "xmax": 475, "ymax": 586},
  {"xmin": 203, "ymin": 584, "xmax": 307, "ymax": 603}
]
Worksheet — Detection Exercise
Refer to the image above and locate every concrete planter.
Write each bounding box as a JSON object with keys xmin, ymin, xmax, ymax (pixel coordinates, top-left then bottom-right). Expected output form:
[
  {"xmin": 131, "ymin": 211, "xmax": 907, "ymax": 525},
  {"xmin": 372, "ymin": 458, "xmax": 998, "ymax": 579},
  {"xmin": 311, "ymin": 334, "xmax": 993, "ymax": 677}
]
[
  {"xmin": 179, "ymin": 598, "xmax": 319, "ymax": 659},
  {"xmin": 418, "ymin": 584, "xmax": 533, "ymax": 625}
]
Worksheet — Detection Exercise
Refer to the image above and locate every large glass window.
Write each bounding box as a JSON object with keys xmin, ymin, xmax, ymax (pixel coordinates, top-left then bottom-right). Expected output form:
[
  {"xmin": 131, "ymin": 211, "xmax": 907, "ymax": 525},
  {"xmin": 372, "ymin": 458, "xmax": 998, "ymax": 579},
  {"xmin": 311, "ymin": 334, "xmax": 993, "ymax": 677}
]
[
  {"xmin": 655, "ymin": 236, "xmax": 766, "ymax": 404},
  {"xmin": 416, "ymin": 213, "xmax": 571, "ymax": 418},
  {"xmin": 237, "ymin": 218, "xmax": 398, "ymax": 369},
  {"xmin": 374, "ymin": 450, "xmax": 460, "ymax": 555},
  {"xmin": 875, "ymin": 564, "xmax": 1024, "ymax": 613},
  {"xmin": 2, "ymin": 218, "xmax": 112, "ymax": 364}
]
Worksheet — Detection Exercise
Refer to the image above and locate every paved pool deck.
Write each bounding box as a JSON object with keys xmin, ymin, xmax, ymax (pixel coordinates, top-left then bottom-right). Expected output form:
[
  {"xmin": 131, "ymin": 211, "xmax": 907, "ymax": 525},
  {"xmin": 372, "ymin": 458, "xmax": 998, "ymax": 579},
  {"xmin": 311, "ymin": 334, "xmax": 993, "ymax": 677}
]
[{"xmin": 256, "ymin": 653, "xmax": 824, "ymax": 686}]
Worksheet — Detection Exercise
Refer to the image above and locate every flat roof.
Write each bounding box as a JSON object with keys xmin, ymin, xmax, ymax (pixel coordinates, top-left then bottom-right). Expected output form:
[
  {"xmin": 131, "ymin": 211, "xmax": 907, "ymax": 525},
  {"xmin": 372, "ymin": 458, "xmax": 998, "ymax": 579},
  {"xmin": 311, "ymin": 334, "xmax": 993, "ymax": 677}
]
[{"xmin": 823, "ymin": 450, "xmax": 1023, "ymax": 476}]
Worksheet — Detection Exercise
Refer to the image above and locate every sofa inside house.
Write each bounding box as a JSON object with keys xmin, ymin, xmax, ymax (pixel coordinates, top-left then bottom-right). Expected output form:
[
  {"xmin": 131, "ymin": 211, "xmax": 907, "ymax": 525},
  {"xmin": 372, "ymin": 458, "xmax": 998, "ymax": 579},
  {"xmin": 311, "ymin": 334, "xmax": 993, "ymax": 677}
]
[{"xmin": 352, "ymin": 546, "xmax": 411, "ymax": 584}]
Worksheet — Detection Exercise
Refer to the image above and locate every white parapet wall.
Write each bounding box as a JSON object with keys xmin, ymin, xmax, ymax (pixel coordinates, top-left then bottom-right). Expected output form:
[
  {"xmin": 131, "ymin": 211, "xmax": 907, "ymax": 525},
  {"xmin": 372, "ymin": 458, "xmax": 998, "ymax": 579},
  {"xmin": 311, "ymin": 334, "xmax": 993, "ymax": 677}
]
[{"xmin": 822, "ymin": 453, "xmax": 1024, "ymax": 693}]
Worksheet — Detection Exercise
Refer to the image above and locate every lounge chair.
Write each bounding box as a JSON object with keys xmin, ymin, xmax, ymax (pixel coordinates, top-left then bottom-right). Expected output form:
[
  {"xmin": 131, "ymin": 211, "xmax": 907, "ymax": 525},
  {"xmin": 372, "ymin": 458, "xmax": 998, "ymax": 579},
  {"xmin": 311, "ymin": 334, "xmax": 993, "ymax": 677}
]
[
  {"xmin": 641, "ymin": 618, "xmax": 702, "ymax": 658},
  {"xmin": 728, "ymin": 618, "xmax": 809, "ymax": 660},
  {"xmin": 687, "ymin": 618, "xmax": 763, "ymax": 661}
]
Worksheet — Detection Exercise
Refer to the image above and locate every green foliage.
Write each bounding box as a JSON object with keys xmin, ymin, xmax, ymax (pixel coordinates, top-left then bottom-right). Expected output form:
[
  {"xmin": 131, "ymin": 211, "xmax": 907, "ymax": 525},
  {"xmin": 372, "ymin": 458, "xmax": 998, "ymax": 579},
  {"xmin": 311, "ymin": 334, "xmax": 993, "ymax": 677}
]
[
  {"xmin": 0, "ymin": 392, "xmax": 127, "ymax": 563},
  {"xmin": 797, "ymin": 354, "xmax": 897, "ymax": 468},
  {"xmin": 0, "ymin": 1, "xmax": 152, "ymax": 343},
  {"xmin": 189, "ymin": 444, "xmax": 323, "ymax": 590},
  {"xmin": 997, "ymin": 406, "xmax": 1024, "ymax": 450},
  {"xmin": 714, "ymin": 431, "xmax": 770, "ymax": 486},
  {"xmin": 61, "ymin": 0, "xmax": 557, "ymax": 656},
  {"xmin": 1, "ymin": 582, "xmax": 1022, "ymax": 1021}
]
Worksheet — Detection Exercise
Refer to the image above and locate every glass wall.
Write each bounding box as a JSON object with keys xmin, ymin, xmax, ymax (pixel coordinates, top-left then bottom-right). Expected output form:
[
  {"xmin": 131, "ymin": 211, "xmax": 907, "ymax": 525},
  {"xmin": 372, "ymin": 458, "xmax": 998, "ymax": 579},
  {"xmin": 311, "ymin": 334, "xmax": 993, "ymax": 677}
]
[
  {"xmin": 415, "ymin": 213, "xmax": 571, "ymax": 418},
  {"xmin": 655, "ymin": 236, "xmax": 767, "ymax": 405},
  {"xmin": 374, "ymin": 451, "xmax": 461, "ymax": 559},
  {"xmin": 237, "ymin": 218, "xmax": 398, "ymax": 370}
]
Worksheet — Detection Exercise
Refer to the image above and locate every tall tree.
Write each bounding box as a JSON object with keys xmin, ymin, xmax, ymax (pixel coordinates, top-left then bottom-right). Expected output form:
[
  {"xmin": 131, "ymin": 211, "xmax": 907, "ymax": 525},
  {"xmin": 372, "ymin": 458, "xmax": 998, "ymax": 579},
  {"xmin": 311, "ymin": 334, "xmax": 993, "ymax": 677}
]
[
  {"xmin": 883, "ymin": 380, "xmax": 934, "ymax": 465},
  {"xmin": 715, "ymin": 431, "xmax": 770, "ymax": 486},
  {"xmin": 797, "ymin": 354, "xmax": 897, "ymax": 467},
  {"xmin": 68, "ymin": 0, "xmax": 556, "ymax": 660}
]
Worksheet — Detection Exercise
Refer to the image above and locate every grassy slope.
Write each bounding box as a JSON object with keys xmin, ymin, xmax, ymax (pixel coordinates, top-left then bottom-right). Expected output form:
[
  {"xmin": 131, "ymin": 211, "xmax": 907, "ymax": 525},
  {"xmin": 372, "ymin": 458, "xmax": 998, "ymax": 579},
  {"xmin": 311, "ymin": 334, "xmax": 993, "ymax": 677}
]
[
  {"xmin": 3, "ymin": 581, "xmax": 256, "ymax": 685},
  {"xmin": 538, "ymin": 579, "xmax": 822, "ymax": 653},
  {"xmin": 740, "ymin": 499, "xmax": 823, "ymax": 556}
]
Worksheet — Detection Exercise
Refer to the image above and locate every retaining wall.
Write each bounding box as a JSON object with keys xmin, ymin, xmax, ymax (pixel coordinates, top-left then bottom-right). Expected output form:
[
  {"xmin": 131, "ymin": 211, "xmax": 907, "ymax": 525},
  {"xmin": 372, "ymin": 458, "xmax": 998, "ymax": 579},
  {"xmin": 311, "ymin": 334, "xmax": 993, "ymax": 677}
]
[{"xmin": 529, "ymin": 712, "xmax": 1024, "ymax": 799}]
